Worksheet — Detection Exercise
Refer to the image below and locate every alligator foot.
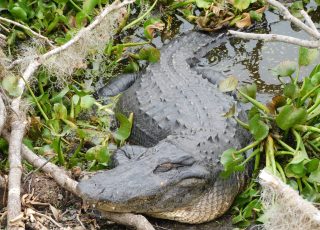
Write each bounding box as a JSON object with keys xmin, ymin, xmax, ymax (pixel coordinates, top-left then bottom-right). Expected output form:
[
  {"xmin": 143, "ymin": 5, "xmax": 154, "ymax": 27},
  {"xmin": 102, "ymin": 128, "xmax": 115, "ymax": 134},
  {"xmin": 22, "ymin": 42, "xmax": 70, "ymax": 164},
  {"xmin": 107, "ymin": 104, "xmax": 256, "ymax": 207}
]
[{"xmin": 97, "ymin": 73, "xmax": 140, "ymax": 103}]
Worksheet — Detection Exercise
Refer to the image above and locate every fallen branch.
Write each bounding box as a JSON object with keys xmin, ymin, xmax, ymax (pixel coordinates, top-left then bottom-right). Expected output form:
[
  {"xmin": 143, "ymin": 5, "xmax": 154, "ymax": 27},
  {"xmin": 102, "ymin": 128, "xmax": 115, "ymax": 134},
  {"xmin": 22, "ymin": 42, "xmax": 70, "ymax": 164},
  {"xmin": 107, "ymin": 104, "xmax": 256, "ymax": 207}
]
[
  {"xmin": 4, "ymin": 1, "xmax": 133, "ymax": 229},
  {"xmin": 229, "ymin": 0, "xmax": 320, "ymax": 48},
  {"xmin": 2, "ymin": 131, "xmax": 155, "ymax": 229},
  {"xmin": 266, "ymin": 0, "xmax": 320, "ymax": 39},
  {"xmin": 7, "ymin": 117, "xmax": 26, "ymax": 230},
  {"xmin": 0, "ymin": 94, "xmax": 6, "ymax": 135},
  {"xmin": 0, "ymin": 17, "xmax": 54, "ymax": 47},
  {"xmin": 228, "ymin": 31, "xmax": 320, "ymax": 48},
  {"xmin": 101, "ymin": 212, "xmax": 155, "ymax": 230}
]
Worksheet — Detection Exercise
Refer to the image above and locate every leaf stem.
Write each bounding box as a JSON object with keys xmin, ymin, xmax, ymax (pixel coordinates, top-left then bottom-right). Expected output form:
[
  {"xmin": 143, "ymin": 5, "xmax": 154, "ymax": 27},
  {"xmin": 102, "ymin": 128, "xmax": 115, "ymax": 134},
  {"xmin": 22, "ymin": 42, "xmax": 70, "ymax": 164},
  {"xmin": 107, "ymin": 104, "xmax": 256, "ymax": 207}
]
[
  {"xmin": 69, "ymin": 0, "xmax": 92, "ymax": 20},
  {"xmin": 301, "ymin": 83, "xmax": 320, "ymax": 104},
  {"xmin": 111, "ymin": 41, "xmax": 151, "ymax": 51},
  {"xmin": 235, "ymin": 140, "xmax": 261, "ymax": 154},
  {"xmin": 237, "ymin": 89, "xmax": 270, "ymax": 114},
  {"xmin": 234, "ymin": 117, "xmax": 249, "ymax": 130},
  {"xmin": 275, "ymin": 151, "xmax": 295, "ymax": 156},
  {"xmin": 24, "ymin": 78, "xmax": 49, "ymax": 121},
  {"xmin": 240, "ymin": 148, "xmax": 260, "ymax": 166},
  {"xmin": 294, "ymin": 125, "xmax": 320, "ymax": 133},
  {"xmin": 122, "ymin": 0, "xmax": 158, "ymax": 31},
  {"xmin": 276, "ymin": 138, "xmax": 295, "ymax": 152},
  {"xmin": 276, "ymin": 161, "xmax": 286, "ymax": 183},
  {"xmin": 266, "ymin": 136, "xmax": 276, "ymax": 175}
]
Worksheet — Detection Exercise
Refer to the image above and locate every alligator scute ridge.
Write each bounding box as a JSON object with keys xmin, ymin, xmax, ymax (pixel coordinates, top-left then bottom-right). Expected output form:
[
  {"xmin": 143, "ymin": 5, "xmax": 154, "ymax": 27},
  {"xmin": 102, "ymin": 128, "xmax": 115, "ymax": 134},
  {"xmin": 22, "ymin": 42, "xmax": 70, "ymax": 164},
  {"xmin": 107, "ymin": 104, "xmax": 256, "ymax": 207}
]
[{"xmin": 77, "ymin": 31, "xmax": 251, "ymax": 224}]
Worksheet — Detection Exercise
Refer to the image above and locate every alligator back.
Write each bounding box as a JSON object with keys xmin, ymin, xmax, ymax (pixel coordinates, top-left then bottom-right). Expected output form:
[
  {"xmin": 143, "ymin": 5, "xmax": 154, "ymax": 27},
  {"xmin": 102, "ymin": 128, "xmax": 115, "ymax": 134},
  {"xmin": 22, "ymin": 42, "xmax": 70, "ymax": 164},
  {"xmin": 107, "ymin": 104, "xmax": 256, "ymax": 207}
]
[{"xmin": 117, "ymin": 31, "xmax": 243, "ymax": 149}]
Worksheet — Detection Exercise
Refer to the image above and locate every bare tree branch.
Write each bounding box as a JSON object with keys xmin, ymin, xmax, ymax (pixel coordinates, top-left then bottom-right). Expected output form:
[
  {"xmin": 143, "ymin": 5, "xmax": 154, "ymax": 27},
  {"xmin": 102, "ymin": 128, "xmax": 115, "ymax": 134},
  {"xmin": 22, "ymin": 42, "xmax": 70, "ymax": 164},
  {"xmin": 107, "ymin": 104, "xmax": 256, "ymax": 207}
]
[
  {"xmin": 0, "ymin": 17, "xmax": 54, "ymax": 47},
  {"xmin": 300, "ymin": 10, "xmax": 320, "ymax": 36},
  {"xmin": 266, "ymin": 0, "xmax": 320, "ymax": 39},
  {"xmin": 2, "ymin": 130, "xmax": 155, "ymax": 230},
  {"xmin": 101, "ymin": 212, "xmax": 155, "ymax": 230},
  {"xmin": 228, "ymin": 31, "xmax": 320, "ymax": 48},
  {"xmin": 41, "ymin": 0, "xmax": 134, "ymax": 61},
  {"xmin": 229, "ymin": 0, "xmax": 320, "ymax": 48},
  {"xmin": 0, "ymin": 94, "xmax": 6, "ymax": 135},
  {"xmin": 4, "ymin": 1, "xmax": 134, "ymax": 229},
  {"xmin": 7, "ymin": 117, "xmax": 26, "ymax": 230}
]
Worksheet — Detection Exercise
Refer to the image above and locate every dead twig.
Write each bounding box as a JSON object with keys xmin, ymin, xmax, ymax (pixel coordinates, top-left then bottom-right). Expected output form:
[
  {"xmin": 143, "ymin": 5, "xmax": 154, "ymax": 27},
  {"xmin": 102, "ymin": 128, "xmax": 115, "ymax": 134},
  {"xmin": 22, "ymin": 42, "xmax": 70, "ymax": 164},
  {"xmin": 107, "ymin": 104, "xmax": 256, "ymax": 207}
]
[
  {"xmin": 2, "ymin": 130, "xmax": 155, "ymax": 230},
  {"xmin": 4, "ymin": 1, "xmax": 133, "ymax": 229},
  {"xmin": 0, "ymin": 94, "xmax": 6, "ymax": 136},
  {"xmin": 229, "ymin": 0, "xmax": 320, "ymax": 48},
  {"xmin": 101, "ymin": 212, "xmax": 155, "ymax": 230},
  {"xmin": 0, "ymin": 17, "xmax": 54, "ymax": 47}
]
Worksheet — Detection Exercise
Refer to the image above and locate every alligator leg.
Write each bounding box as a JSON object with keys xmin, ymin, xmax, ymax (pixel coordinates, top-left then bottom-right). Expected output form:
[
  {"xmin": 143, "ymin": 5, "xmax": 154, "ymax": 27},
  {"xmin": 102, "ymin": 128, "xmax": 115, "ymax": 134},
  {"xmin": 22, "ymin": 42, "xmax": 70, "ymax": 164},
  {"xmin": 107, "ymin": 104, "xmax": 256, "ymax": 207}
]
[
  {"xmin": 112, "ymin": 145, "xmax": 147, "ymax": 167},
  {"xmin": 96, "ymin": 73, "xmax": 140, "ymax": 103}
]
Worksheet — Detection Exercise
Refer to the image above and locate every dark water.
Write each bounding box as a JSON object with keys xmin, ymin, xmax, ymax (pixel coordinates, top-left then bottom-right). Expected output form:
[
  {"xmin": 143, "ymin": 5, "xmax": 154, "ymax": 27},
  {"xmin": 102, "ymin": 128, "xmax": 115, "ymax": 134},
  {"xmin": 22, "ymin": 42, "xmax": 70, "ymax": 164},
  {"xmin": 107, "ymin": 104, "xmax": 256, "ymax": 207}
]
[
  {"xmin": 196, "ymin": 9, "xmax": 320, "ymax": 96},
  {"xmin": 104, "ymin": 2, "xmax": 320, "ymax": 230}
]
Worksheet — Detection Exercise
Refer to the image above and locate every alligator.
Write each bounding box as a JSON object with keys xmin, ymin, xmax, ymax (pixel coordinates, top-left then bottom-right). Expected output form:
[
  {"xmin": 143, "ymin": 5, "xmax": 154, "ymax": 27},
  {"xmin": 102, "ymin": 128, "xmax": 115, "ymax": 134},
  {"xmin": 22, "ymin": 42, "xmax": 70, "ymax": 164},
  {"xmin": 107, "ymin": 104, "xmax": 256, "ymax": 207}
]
[{"xmin": 77, "ymin": 31, "xmax": 251, "ymax": 224}]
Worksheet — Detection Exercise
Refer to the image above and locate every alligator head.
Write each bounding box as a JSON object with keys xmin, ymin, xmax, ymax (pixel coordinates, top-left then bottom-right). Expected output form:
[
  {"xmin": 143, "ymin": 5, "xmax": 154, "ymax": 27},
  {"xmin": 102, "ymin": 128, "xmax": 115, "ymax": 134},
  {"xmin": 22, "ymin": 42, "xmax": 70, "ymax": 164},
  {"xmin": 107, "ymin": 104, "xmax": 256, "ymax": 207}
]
[{"xmin": 77, "ymin": 135, "xmax": 246, "ymax": 223}]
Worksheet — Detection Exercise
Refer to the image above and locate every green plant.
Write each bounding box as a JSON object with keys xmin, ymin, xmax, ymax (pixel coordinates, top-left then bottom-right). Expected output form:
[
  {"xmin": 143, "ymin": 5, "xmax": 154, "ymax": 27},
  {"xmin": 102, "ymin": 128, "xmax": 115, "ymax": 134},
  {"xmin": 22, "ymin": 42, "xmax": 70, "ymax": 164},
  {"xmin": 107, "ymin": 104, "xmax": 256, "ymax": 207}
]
[{"xmin": 220, "ymin": 46, "xmax": 320, "ymax": 227}]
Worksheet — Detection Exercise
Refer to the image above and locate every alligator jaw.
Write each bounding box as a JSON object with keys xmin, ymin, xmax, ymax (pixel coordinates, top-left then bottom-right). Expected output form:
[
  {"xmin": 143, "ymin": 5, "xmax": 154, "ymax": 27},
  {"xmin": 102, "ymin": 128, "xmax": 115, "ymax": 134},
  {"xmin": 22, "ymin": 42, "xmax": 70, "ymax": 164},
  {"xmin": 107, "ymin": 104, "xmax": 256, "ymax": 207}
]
[{"xmin": 77, "ymin": 140, "xmax": 215, "ymax": 215}]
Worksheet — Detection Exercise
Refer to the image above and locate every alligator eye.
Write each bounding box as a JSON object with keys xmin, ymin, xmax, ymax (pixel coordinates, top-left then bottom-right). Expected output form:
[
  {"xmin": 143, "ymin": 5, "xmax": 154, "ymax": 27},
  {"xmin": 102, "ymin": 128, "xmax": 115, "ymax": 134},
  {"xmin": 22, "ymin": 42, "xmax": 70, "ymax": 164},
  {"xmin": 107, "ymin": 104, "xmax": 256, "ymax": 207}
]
[{"xmin": 154, "ymin": 163, "xmax": 184, "ymax": 173}]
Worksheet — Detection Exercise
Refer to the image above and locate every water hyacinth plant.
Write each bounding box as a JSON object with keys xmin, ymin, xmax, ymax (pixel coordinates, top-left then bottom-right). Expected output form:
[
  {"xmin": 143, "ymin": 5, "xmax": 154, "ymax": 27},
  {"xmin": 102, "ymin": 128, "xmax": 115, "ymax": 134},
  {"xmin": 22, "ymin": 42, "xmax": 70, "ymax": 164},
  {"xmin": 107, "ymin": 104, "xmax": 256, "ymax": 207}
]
[{"xmin": 220, "ymin": 46, "xmax": 320, "ymax": 227}]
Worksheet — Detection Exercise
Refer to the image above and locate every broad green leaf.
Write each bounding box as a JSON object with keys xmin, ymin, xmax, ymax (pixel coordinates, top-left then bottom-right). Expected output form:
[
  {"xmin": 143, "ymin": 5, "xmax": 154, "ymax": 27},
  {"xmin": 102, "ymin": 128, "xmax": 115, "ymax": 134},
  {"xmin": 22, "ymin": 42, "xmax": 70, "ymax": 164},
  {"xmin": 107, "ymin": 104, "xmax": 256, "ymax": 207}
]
[
  {"xmin": 219, "ymin": 76, "xmax": 238, "ymax": 92},
  {"xmin": 289, "ymin": 1, "xmax": 303, "ymax": 17},
  {"xmin": 242, "ymin": 199, "xmax": 262, "ymax": 219},
  {"xmin": 83, "ymin": 0, "xmax": 99, "ymax": 15},
  {"xmin": 113, "ymin": 113, "xmax": 133, "ymax": 142},
  {"xmin": 284, "ymin": 83, "xmax": 298, "ymax": 99},
  {"xmin": 125, "ymin": 61, "xmax": 140, "ymax": 73},
  {"xmin": 220, "ymin": 148, "xmax": 245, "ymax": 178},
  {"xmin": 275, "ymin": 105, "xmax": 307, "ymax": 130},
  {"xmin": 9, "ymin": 6, "xmax": 28, "ymax": 21},
  {"xmin": 285, "ymin": 150, "xmax": 309, "ymax": 178},
  {"xmin": 301, "ymin": 186, "xmax": 320, "ymax": 202},
  {"xmin": 248, "ymin": 107, "xmax": 259, "ymax": 120},
  {"xmin": 309, "ymin": 64, "xmax": 320, "ymax": 78},
  {"xmin": 2, "ymin": 75, "xmax": 23, "ymax": 97},
  {"xmin": 80, "ymin": 95, "xmax": 95, "ymax": 109},
  {"xmin": 143, "ymin": 18, "xmax": 164, "ymax": 40},
  {"xmin": 287, "ymin": 162, "xmax": 305, "ymax": 177},
  {"xmin": 53, "ymin": 103, "xmax": 67, "ymax": 120},
  {"xmin": 299, "ymin": 47, "xmax": 319, "ymax": 67},
  {"xmin": 138, "ymin": 47, "xmax": 160, "ymax": 63},
  {"xmin": 196, "ymin": 0, "xmax": 212, "ymax": 9},
  {"xmin": 272, "ymin": 60, "xmax": 296, "ymax": 77},
  {"xmin": 306, "ymin": 159, "xmax": 319, "ymax": 173},
  {"xmin": 300, "ymin": 78, "xmax": 314, "ymax": 98},
  {"xmin": 50, "ymin": 87, "xmax": 69, "ymax": 103},
  {"xmin": 249, "ymin": 114, "xmax": 269, "ymax": 141},
  {"xmin": 234, "ymin": 0, "xmax": 251, "ymax": 11},
  {"xmin": 249, "ymin": 11, "xmax": 262, "ymax": 22},
  {"xmin": 86, "ymin": 145, "xmax": 110, "ymax": 163},
  {"xmin": 238, "ymin": 84, "xmax": 257, "ymax": 103},
  {"xmin": 311, "ymin": 72, "xmax": 320, "ymax": 85},
  {"xmin": 308, "ymin": 165, "xmax": 320, "ymax": 183}
]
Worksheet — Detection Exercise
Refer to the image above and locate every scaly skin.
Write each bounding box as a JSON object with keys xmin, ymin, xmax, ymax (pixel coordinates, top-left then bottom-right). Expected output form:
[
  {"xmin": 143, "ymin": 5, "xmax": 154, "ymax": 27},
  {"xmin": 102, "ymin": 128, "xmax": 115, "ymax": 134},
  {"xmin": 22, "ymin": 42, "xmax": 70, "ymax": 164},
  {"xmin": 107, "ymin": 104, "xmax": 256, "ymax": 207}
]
[{"xmin": 77, "ymin": 31, "xmax": 251, "ymax": 224}]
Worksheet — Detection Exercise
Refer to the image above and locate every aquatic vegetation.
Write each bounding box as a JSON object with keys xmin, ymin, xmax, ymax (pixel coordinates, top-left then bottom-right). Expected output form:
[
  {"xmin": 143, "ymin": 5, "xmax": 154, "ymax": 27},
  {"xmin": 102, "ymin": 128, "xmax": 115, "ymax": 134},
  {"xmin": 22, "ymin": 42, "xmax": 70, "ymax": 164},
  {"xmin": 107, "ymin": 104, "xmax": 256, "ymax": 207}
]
[{"xmin": 221, "ymin": 47, "xmax": 320, "ymax": 227}]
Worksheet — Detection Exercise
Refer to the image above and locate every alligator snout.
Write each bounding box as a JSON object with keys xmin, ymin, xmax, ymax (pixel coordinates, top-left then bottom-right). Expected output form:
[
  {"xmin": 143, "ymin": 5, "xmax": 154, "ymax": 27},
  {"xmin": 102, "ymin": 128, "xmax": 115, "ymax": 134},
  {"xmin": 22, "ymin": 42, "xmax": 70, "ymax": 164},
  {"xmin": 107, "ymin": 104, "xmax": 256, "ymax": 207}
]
[{"xmin": 77, "ymin": 140, "xmax": 214, "ymax": 214}]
